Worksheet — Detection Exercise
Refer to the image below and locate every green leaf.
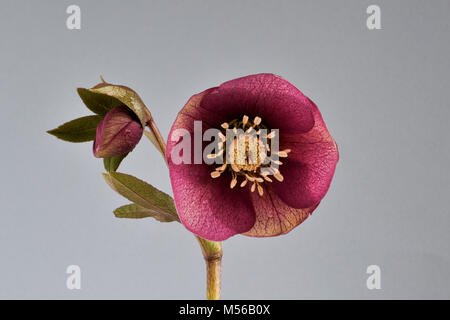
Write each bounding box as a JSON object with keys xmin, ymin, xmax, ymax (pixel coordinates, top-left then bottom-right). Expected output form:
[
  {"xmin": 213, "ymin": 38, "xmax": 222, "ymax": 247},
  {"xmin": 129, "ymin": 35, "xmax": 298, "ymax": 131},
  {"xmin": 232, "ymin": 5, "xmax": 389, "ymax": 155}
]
[
  {"xmin": 102, "ymin": 172, "xmax": 178, "ymax": 221},
  {"xmin": 78, "ymin": 83, "xmax": 149, "ymax": 127},
  {"xmin": 77, "ymin": 88, "xmax": 123, "ymax": 116},
  {"xmin": 47, "ymin": 115, "xmax": 103, "ymax": 143},
  {"xmin": 114, "ymin": 203, "xmax": 177, "ymax": 222},
  {"xmin": 90, "ymin": 85, "xmax": 149, "ymax": 127},
  {"xmin": 103, "ymin": 153, "xmax": 128, "ymax": 172}
]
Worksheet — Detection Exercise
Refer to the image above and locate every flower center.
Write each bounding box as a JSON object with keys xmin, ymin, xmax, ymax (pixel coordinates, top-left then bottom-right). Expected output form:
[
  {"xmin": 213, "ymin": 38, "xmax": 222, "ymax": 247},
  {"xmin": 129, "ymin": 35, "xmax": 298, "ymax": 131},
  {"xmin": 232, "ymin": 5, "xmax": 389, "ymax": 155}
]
[{"xmin": 208, "ymin": 115, "xmax": 290, "ymax": 196}]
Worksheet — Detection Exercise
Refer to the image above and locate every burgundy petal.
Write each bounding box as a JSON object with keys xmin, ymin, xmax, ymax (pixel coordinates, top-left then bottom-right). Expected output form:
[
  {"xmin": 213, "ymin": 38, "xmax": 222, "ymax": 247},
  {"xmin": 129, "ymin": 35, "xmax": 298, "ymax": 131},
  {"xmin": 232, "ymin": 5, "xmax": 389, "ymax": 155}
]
[
  {"xmin": 244, "ymin": 184, "xmax": 318, "ymax": 237},
  {"xmin": 166, "ymin": 91, "xmax": 255, "ymax": 241},
  {"xmin": 272, "ymin": 98, "xmax": 339, "ymax": 208},
  {"xmin": 176, "ymin": 88, "xmax": 219, "ymax": 130},
  {"xmin": 200, "ymin": 73, "xmax": 315, "ymax": 134}
]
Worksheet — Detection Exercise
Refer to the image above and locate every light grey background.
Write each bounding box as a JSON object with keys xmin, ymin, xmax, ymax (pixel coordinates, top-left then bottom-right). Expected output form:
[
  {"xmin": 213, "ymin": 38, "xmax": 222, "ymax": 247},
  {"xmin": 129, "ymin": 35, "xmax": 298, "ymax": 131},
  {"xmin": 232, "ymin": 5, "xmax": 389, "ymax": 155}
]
[{"xmin": 0, "ymin": 0, "xmax": 449, "ymax": 299}]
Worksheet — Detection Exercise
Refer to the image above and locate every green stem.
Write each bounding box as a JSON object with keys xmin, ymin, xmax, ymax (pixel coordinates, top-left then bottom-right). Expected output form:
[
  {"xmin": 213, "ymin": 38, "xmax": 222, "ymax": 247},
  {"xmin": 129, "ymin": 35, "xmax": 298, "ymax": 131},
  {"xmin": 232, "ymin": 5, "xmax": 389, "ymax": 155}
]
[{"xmin": 196, "ymin": 237, "xmax": 223, "ymax": 300}]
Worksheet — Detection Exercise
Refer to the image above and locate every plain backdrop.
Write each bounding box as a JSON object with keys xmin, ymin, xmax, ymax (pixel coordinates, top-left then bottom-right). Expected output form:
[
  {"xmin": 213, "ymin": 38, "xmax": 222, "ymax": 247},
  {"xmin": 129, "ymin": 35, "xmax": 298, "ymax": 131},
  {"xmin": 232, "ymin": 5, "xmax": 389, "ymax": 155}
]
[{"xmin": 0, "ymin": 0, "xmax": 449, "ymax": 299}]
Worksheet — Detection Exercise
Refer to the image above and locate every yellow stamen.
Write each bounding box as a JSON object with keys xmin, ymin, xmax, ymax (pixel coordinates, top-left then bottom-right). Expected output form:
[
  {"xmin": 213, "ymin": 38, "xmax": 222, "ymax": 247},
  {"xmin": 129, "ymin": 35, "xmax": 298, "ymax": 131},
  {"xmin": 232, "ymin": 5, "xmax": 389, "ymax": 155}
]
[
  {"xmin": 209, "ymin": 115, "xmax": 289, "ymax": 197},
  {"xmin": 255, "ymin": 177, "xmax": 264, "ymax": 183},
  {"xmin": 216, "ymin": 164, "xmax": 227, "ymax": 171},
  {"xmin": 278, "ymin": 149, "xmax": 291, "ymax": 158},
  {"xmin": 272, "ymin": 159, "xmax": 283, "ymax": 165},
  {"xmin": 242, "ymin": 115, "xmax": 249, "ymax": 126},
  {"xmin": 274, "ymin": 172, "xmax": 284, "ymax": 182},
  {"xmin": 257, "ymin": 184, "xmax": 264, "ymax": 196},
  {"xmin": 230, "ymin": 176, "xmax": 237, "ymax": 189},
  {"xmin": 207, "ymin": 149, "xmax": 224, "ymax": 159},
  {"xmin": 246, "ymin": 174, "xmax": 256, "ymax": 182},
  {"xmin": 211, "ymin": 171, "xmax": 221, "ymax": 178}
]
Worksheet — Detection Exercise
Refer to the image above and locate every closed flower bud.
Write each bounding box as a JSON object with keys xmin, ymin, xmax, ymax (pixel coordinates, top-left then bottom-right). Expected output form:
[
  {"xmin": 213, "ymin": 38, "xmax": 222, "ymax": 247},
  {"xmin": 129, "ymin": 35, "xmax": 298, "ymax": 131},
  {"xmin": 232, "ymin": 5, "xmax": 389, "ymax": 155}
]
[{"xmin": 93, "ymin": 105, "xmax": 143, "ymax": 158}]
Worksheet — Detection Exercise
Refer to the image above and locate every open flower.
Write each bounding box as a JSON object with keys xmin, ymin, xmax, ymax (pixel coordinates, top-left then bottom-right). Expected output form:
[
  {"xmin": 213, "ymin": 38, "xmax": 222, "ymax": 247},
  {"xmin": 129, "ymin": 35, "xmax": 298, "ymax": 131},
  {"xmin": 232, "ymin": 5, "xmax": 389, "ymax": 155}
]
[
  {"xmin": 93, "ymin": 105, "xmax": 144, "ymax": 158},
  {"xmin": 166, "ymin": 74, "xmax": 338, "ymax": 241}
]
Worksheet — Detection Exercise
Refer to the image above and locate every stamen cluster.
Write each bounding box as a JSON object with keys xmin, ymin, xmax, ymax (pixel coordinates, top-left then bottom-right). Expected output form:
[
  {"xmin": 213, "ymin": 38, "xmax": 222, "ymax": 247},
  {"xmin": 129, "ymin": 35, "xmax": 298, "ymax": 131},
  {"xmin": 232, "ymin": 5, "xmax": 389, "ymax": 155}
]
[{"xmin": 208, "ymin": 115, "xmax": 291, "ymax": 196}]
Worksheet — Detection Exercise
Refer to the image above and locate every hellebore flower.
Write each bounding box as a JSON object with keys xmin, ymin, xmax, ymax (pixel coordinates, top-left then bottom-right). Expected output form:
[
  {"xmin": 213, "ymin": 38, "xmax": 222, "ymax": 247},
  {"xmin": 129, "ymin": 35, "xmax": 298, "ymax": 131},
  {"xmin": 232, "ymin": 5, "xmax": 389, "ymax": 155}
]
[
  {"xmin": 93, "ymin": 105, "xmax": 144, "ymax": 158},
  {"xmin": 166, "ymin": 74, "xmax": 338, "ymax": 241}
]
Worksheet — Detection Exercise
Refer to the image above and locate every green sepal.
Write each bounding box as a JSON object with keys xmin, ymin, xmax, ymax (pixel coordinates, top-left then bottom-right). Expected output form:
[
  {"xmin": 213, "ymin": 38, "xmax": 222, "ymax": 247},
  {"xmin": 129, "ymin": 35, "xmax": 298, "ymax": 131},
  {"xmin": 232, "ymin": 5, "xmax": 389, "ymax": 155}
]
[
  {"xmin": 114, "ymin": 203, "xmax": 178, "ymax": 222},
  {"xmin": 103, "ymin": 153, "xmax": 128, "ymax": 172},
  {"xmin": 77, "ymin": 88, "xmax": 123, "ymax": 116},
  {"xmin": 102, "ymin": 172, "xmax": 179, "ymax": 221},
  {"xmin": 77, "ymin": 82, "xmax": 149, "ymax": 127},
  {"xmin": 47, "ymin": 115, "xmax": 103, "ymax": 143}
]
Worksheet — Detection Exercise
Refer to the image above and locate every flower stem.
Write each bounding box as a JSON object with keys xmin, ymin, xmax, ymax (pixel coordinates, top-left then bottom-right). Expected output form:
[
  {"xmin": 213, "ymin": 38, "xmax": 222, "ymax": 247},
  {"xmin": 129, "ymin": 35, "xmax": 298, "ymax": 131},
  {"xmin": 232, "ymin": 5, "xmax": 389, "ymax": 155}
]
[
  {"xmin": 144, "ymin": 113, "xmax": 223, "ymax": 299},
  {"xmin": 148, "ymin": 118, "xmax": 167, "ymax": 156},
  {"xmin": 144, "ymin": 109, "xmax": 167, "ymax": 162},
  {"xmin": 196, "ymin": 237, "xmax": 223, "ymax": 300}
]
